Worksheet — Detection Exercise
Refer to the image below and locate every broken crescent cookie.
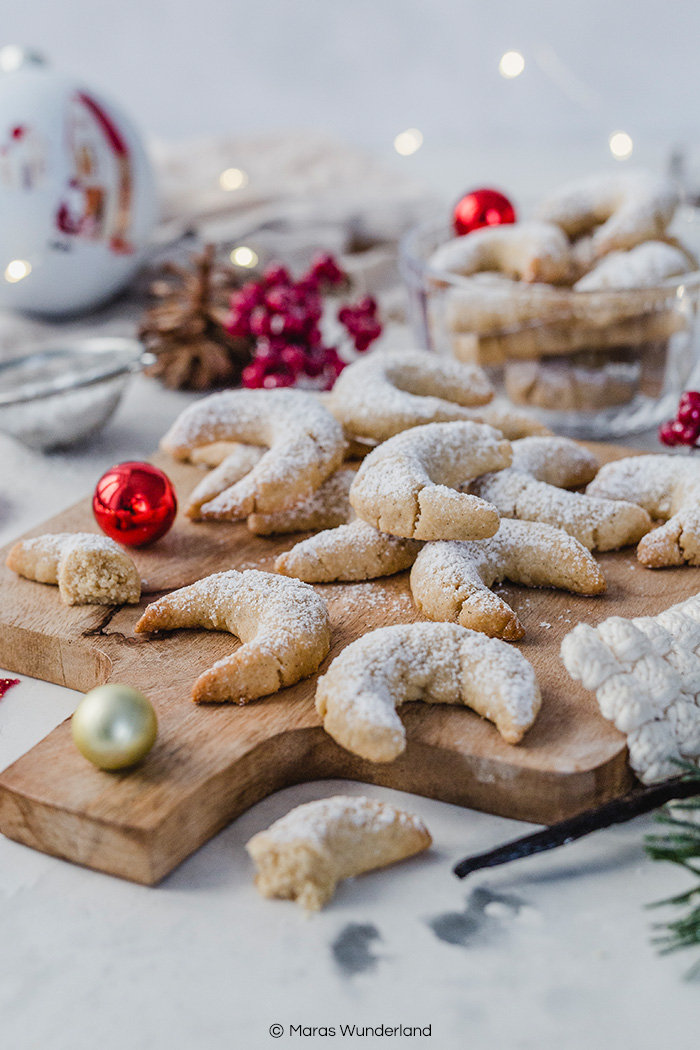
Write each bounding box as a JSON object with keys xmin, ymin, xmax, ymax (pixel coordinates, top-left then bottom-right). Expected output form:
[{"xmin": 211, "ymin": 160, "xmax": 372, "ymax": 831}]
[
  {"xmin": 586, "ymin": 455, "xmax": 700, "ymax": 566},
  {"xmin": 315, "ymin": 622, "xmax": 542, "ymax": 762},
  {"xmin": 160, "ymin": 388, "xmax": 346, "ymax": 518},
  {"xmin": 134, "ymin": 569, "xmax": 330, "ymax": 703},
  {"xmin": 246, "ymin": 795, "xmax": 432, "ymax": 911},
  {"xmin": 6, "ymin": 532, "xmax": 141, "ymax": 606},
  {"xmin": 470, "ymin": 437, "xmax": 652, "ymax": 552},
  {"xmin": 327, "ymin": 349, "xmax": 493, "ymax": 443},
  {"xmin": 534, "ymin": 170, "xmax": 678, "ymax": 257},
  {"xmin": 429, "ymin": 221, "xmax": 572, "ymax": 284},
  {"xmin": 349, "ymin": 421, "xmax": 511, "ymax": 541},
  {"xmin": 247, "ymin": 468, "xmax": 355, "ymax": 536},
  {"xmin": 275, "ymin": 519, "xmax": 422, "ymax": 582},
  {"xmin": 409, "ymin": 521, "xmax": 606, "ymax": 642}
]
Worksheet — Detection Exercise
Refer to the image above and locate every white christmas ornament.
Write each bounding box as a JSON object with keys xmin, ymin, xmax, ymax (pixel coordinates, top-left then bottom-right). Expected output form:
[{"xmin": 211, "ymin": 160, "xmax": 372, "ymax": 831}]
[
  {"xmin": 0, "ymin": 46, "xmax": 156, "ymax": 316},
  {"xmin": 561, "ymin": 594, "xmax": 700, "ymax": 784}
]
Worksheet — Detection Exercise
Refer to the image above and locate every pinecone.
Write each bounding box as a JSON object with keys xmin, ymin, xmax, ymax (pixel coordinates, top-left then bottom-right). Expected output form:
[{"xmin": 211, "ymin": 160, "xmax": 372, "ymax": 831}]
[{"xmin": 139, "ymin": 244, "xmax": 252, "ymax": 390}]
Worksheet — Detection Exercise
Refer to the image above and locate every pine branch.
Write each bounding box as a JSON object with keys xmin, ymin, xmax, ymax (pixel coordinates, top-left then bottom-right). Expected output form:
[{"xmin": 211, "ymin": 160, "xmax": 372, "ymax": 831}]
[{"xmin": 644, "ymin": 767, "xmax": 700, "ymax": 977}]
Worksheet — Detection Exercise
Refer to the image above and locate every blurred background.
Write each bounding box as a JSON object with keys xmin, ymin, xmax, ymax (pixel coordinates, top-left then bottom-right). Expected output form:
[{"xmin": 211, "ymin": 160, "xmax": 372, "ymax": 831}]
[{"xmin": 4, "ymin": 0, "xmax": 700, "ymax": 198}]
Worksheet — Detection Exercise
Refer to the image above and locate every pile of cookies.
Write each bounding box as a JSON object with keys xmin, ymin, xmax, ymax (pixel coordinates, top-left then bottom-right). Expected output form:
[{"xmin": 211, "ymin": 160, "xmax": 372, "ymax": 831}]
[
  {"xmin": 148, "ymin": 350, "xmax": 682, "ymax": 745},
  {"xmin": 428, "ymin": 170, "xmax": 698, "ymax": 414},
  {"xmin": 10, "ymin": 346, "xmax": 700, "ymax": 907}
]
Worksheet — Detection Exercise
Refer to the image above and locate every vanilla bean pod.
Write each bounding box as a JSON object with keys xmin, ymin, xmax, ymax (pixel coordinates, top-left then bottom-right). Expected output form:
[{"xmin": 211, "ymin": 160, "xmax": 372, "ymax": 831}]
[{"xmin": 454, "ymin": 777, "xmax": 700, "ymax": 879}]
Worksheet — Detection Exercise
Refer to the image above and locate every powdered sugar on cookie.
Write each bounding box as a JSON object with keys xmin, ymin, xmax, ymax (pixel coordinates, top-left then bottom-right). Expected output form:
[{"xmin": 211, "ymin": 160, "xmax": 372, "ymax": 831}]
[
  {"xmin": 315, "ymin": 621, "xmax": 542, "ymax": 761},
  {"xmin": 135, "ymin": 569, "xmax": 330, "ymax": 703},
  {"xmin": 161, "ymin": 389, "xmax": 346, "ymax": 518},
  {"xmin": 246, "ymin": 795, "xmax": 431, "ymax": 910}
]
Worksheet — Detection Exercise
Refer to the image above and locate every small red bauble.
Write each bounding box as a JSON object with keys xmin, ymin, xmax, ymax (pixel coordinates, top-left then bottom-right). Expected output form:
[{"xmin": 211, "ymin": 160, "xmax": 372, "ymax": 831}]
[
  {"xmin": 93, "ymin": 462, "xmax": 177, "ymax": 547},
  {"xmin": 453, "ymin": 188, "xmax": 516, "ymax": 236}
]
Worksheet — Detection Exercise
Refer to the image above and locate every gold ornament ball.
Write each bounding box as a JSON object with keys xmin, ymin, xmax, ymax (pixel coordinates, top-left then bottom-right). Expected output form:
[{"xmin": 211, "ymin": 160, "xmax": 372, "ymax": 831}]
[{"xmin": 71, "ymin": 684, "xmax": 158, "ymax": 770}]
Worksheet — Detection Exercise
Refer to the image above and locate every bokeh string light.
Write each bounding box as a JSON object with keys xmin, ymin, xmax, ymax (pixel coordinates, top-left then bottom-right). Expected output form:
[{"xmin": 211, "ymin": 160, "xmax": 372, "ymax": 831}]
[
  {"xmin": 4, "ymin": 260, "xmax": 31, "ymax": 283},
  {"xmin": 219, "ymin": 167, "xmax": 248, "ymax": 191},
  {"xmin": 499, "ymin": 50, "xmax": 525, "ymax": 79},
  {"xmin": 393, "ymin": 128, "xmax": 423, "ymax": 156},
  {"xmin": 230, "ymin": 246, "xmax": 258, "ymax": 268}
]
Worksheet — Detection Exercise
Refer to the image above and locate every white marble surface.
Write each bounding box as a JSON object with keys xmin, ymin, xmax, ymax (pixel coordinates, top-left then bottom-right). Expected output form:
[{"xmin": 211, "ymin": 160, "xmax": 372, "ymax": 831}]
[{"xmin": 1, "ymin": 676, "xmax": 700, "ymax": 1050}]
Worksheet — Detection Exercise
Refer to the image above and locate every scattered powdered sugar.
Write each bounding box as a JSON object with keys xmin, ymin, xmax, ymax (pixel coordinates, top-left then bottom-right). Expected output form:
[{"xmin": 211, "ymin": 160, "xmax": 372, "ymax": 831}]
[{"xmin": 321, "ymin": 581, "xmax": 416, "ymax": 615}]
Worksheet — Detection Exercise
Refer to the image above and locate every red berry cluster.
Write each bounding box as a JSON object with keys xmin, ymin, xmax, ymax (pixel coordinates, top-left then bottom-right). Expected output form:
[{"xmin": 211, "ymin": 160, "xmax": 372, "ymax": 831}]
[
  {"xmin": 338, "ymin": 297, "xmax": 382, "ymax": 353},
  {"xmin": 659, "ymin": 391, "xmax": 700, "ymax": 447},
  {"xmin": 227, "ymin": 253, "xmax": 382, "ymax": 391}
]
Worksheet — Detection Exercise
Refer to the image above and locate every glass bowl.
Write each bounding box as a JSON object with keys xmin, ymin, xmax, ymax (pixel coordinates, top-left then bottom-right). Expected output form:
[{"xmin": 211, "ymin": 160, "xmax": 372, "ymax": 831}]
[
  {"xmin": 399, "ymin": 218, "xmax": 700, "ymax": 439},
  {"xmin": 0, "ymin": 337, "xmax": 153, "ymax": 450}
]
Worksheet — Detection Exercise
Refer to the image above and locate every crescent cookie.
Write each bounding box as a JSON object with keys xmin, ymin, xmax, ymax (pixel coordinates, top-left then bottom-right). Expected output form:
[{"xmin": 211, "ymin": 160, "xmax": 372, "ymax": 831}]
[
  {"xmin": 429, "ymin": 221, "xmax": 572, "ymax": 284},
  {"xmin": 186, "ymin": 444, "xmax": 265, "ymax": 518},
  {"xmin": 470, "ymin": 437, "xmax": 652, "ymax": 552},
  {"xmin": 586, "ymin": 455, "xmax": 700, "ymax": 567},
  {"xmin": 6, "ymin": 532, "xmax": 141, "ymax": 606},
  {"xmin": 275, "ymin": 519, "xmax": 422, "ymax": 583},
  {"xmin": 445, "ymin": 269, "xmax": 681, "ymax": 348},
  {"xmin": 160, "ymin": 389, "xmax": 346, "ymax": 518},
  {"xmin": 409, "ymin": 521, "xmax": 606, "ymax": 642},
  {"xmin": 134, "ymin": 569, "xmax": 330, "ymax": 703},
  {"xmin": 535, "ymin": 170, "xmax": 678, "ymax": 257},
  {"xmin": 327, "ymin": 349, "xmax": 492, "ymax": 443},
  {"xmin": 505, "ymin": 357, "xmax": 641, "ymax": 414},
  {"xmin": 315, "ymin": 622, "xmax": 542, "ymax": 762},
  {"xmin": 188, "ymin": 436, "xmax": 374, "ymax": 465},
  {"xmin": 463, "ymin": 403, "xmax": 553, "ymax": 440},
  {"xmin": 508, "ymin": 435, "xmax": 599, "ymax": 488},
  {"xmin": 246, "ymin": 795, "xmax": 432, "ymax": 911},
  {"xmin": 574, "ymin": 241, "xmax": 692, "ymax": 292},
  {"xmin": 444, "ymin": 273, "xmax": 578, "ymax": 336},
  {"xmin": 349, "ymin": 421, "xmax": 511, "ymax": 541},
  {"xmin": 452, "ymin": 308, "xmax": 684, "ymax": 367},
  {"xmin": 247, "ymin": 468, "xmax": 355, "ymax": 536}
]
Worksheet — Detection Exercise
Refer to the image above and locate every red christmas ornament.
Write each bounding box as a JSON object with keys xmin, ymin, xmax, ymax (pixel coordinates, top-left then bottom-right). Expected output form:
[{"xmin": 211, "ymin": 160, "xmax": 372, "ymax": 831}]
[
  {"xmin": 453, "ymin": 188, "xmax": 516, "ymax": 236},
  {"xmin": 93, "ymin": 462, "xmax": 177, "ymax": 547}
]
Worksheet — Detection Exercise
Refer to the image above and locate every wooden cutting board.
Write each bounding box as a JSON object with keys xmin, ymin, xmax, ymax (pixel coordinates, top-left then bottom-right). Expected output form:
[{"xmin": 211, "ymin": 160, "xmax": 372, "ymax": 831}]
[{"xmin": 0, "ymin": 442, "xmax": 694, "ymax": 885}]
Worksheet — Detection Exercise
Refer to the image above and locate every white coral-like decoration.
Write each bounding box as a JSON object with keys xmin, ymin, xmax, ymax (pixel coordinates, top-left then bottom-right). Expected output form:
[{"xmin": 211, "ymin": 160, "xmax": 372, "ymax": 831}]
[{"xmin": 560, "ymin": 593, "xmax": 700, "ymax": 783}]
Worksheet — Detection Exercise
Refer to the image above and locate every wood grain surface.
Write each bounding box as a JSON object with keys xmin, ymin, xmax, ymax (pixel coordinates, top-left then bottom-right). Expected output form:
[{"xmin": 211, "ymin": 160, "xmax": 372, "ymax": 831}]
[{"xmin": 0, "ymin": 442, "xmax": 694, "ymax": 885}]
